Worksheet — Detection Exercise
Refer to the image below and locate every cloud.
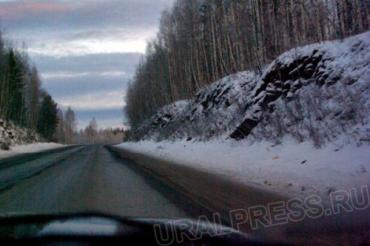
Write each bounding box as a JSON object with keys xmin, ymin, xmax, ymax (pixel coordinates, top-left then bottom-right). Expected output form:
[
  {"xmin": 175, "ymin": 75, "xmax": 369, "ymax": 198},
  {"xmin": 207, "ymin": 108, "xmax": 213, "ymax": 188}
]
[
  {"xmin": 42, "ymin": 71, "xmax": 127, "ymax": 79},
  {"xmin": 0, "ymin": 1, "xmax": 72, "ymax": 19},
  {"xmin": 27, "ymin": 37, "xmax": 150, "ymax": 56},
  {"xmin": 32, "ymin": 53, "xmax": 141, "ymax": 74},
  {"xmin": 44, "ymin": 75, "xmax": 129, "ymax": 98},
  {"xmin": 34, "ymin": 53, "xmax": 139, "ymax": 105},
  {"xmin": 24, "ymin": 28, "xmax": 155, "ymax": 56},
  {"xmin": 1, "ymin": 0, "xmax": 174, "ymax": 28},
  {"xmin": 58, "ymin": 90, "xmax": 125, "ymax": 111}
]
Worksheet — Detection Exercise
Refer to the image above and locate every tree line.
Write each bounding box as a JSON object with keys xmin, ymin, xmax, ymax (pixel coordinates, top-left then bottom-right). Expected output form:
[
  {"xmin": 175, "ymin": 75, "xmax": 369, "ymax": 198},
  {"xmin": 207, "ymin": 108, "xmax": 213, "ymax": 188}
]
[
  {"xmin": 56, "ymin": 112, "xmax": 125, "ymax": 145},
  {"xmin": 0, "ymin": 32, "xmax": 126, "ymax": 144},
  {"xmin": 73, "ymin": 118, "xmax": 125, "ymax": 145},
  {"xmin": 126, "ymin": 0, "xmax": 370, "ymax": 128},
  {"xmin": 55, "ymin": 107, "xmax": 78, "ymax": 144},
  {"xmin": 0, "ymin": 31, "xmax": 77, "ymax": 142}
]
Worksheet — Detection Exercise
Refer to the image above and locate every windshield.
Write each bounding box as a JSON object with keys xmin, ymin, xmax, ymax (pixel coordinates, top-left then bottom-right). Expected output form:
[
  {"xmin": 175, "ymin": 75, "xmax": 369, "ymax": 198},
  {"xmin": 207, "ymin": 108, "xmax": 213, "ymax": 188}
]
[{"xmin": 0, "ymin": 1, "xmax": 369, "ymax": 245}]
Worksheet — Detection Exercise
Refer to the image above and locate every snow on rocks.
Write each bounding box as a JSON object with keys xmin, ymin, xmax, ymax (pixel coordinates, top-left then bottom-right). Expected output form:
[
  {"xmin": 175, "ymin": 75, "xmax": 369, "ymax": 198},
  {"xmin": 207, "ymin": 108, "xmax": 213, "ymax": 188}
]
[
  {"xmin": 0, "ymin": 118, "xmax": 41, "ymax": 150},
  {"xmin": 134, "ymin": 71, "xmax": 258, "ymax": 141},
  {"xmin": 132, "ymin": 31, "xmax": 370, "ymax": 146},
  {"xmin": 232, "ymin": 31, "xmax": 370, "ymax": 141},
  {"xmin": 0, "ymin": 118, "xmax": 64, "ymax": 158}
]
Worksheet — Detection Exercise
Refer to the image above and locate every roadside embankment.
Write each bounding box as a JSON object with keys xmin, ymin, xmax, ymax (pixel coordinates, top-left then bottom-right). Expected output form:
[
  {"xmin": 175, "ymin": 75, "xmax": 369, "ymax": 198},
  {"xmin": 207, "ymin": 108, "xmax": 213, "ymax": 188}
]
[{"xmin": 0, "ymin": 143, "xmax": 67, "ymax": 160}]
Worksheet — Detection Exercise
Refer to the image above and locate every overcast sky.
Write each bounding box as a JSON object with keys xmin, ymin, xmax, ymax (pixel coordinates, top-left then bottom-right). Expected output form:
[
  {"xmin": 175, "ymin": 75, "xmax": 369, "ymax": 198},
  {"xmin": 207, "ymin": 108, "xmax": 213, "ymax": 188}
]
[{"xmin": 0, "ymin": 0, "xmax": 174, "ymax": 129}]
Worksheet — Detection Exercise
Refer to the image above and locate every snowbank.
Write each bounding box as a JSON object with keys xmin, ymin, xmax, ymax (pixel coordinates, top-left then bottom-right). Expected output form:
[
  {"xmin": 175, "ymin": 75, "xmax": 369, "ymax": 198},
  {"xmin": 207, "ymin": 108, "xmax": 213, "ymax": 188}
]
[
  {"xmin": 116, "ymin": 138, "xmax": 369, "ymax": 202},
  {"xmin": 0, "ymin": 143, "xmax": 65, "ymax": 159}
]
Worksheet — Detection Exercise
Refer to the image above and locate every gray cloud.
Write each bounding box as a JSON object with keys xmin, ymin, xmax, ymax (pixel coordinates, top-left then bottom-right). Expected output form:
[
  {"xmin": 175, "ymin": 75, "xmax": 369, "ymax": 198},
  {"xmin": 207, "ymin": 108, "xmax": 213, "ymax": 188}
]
[
  {"xmin": 33, "ymin": 53, "xmax": 141, "ymax": 74},
  {"xmin": 44, "ymin": 76, "xmax": 129, "ymax": 98},
  {"xmin": 1, "ymin": 0, "xmax": 174, "ymax": 55},
  {"xmin": 1, "ymin": 0, "xmax": 174, "ymax": 31}
]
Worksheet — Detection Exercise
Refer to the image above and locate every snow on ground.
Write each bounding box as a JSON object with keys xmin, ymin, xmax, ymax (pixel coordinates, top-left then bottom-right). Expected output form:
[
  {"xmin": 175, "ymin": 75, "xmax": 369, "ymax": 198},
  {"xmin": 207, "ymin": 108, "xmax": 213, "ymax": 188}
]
[
  {"xmin": 117, "ymin": 138, "xmax": 370, "ymax": 202},
  {"xmin": 0, "ymin": 118, "xmax": 65, "ymax": 159},
  {"xmin": 0, "ymin": 143, "xmax": 65, "ymax": 159}
]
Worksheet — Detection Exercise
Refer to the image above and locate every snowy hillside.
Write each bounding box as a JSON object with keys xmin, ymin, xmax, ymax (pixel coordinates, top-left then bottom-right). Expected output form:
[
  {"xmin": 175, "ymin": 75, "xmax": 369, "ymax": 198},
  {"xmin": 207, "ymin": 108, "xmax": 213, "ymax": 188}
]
[
  {"xmin": 132, "ymin": 31, "xmax": 370, "ymax": 146},
  {"xmin": 134, "ymin": 71, "xmax": 259, "ymax": 141},
  {"xmin": 0, "ymin": 118, "xmax": 41, "ymax": 150}
]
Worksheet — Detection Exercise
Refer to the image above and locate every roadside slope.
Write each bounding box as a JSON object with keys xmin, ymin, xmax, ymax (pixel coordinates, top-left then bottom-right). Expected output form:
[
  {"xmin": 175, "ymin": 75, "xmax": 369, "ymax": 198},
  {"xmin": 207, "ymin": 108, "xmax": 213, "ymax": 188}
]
[
  {"xmin": 132, "ymin": 31, "xmax": 370, "ymax": 145},
  {"xmin": 0, "ymin": 143, "xmax": 66, "ymax": 160}
]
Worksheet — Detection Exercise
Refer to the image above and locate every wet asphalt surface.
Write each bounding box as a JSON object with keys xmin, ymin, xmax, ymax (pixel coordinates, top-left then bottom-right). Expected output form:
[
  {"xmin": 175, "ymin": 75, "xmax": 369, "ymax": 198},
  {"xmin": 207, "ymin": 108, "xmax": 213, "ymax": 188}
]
[{"xmin": 0, "ymin": 145, "xmax": 210, "ymax": 219}]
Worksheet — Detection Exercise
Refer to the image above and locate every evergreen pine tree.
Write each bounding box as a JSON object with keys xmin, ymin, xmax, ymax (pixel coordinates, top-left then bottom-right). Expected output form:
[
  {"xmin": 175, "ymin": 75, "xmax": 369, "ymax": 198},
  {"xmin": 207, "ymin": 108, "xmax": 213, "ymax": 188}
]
[{"xmin": 37, "ymin": 94, "xmax": 58, "ymax": 141}]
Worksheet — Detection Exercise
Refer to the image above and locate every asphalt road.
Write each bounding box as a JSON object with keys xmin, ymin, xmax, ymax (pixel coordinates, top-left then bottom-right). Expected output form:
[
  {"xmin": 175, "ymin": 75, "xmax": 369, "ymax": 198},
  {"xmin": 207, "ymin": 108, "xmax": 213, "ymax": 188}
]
[
  {"xmin": 0, "ymin": 145, "xmax": 208, "ymax": 219},
  {"xmin": 1, "ymin": 145, "xmax": 369, "ymax": 244}
]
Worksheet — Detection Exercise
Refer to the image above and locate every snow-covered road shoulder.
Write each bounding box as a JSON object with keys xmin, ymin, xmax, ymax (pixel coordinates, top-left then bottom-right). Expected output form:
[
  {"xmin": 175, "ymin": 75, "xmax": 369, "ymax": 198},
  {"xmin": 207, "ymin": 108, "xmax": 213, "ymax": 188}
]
[
  {"xmin": 114, "ymin": 139, "xmax": 369, "ymax": 203},
  {"xmin": 0, "ymin": 143, "xmax": 66, "ymax": 160}
]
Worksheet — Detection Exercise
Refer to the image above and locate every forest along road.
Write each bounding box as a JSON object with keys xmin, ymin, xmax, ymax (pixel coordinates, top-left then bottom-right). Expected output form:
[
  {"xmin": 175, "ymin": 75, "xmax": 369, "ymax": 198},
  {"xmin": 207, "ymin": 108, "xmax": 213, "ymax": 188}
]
[{"xmin": 0, "ymin": 145, "xmax": 208, "ymax": 219}]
